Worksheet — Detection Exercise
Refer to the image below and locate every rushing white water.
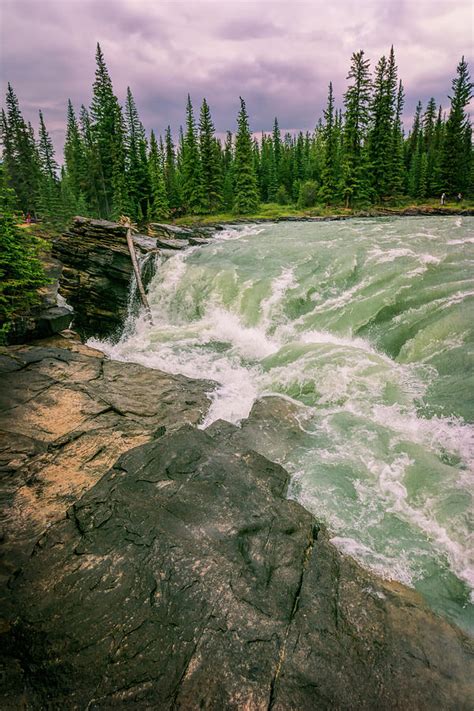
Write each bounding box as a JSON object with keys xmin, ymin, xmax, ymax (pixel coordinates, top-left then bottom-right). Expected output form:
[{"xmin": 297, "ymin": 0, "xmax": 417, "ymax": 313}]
[{"xmin": 90, "ymin": 217, "xmax": 474, "ymax": 632}]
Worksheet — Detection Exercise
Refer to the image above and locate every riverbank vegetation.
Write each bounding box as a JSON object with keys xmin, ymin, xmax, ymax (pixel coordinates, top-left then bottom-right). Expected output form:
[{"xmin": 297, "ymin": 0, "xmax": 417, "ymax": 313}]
[{"xmin": 1, "ymin": 46, "xmax": 472, "ymax": 229}]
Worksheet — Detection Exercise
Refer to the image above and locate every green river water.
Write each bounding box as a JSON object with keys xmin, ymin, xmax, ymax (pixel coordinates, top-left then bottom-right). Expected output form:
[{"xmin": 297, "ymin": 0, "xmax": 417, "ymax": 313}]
[{"xmin": 92, "ymin": 216, "xmax": 474, "ymax": 633}]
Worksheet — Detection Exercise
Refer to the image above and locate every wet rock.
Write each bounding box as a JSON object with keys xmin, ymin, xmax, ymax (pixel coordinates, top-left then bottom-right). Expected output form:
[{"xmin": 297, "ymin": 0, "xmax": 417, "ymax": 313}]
[
  {"xmin": 2, "ymin": 414, "xmax": 473, "ymax": 709},
  {"xmin": 0, "ymin": 337, "xmax": 213, "ymax": 611},
  {"xmin": 148, "ymin": 222, "xmax": 195, "ymax": 239},
  {"xmin": 154, "ymin": 237, "xmax": 189, "ymax": 250},
  {"xmin": 54, "ymin": 217, "xmax": 217, "ymax": 339},
  {"xmin": 52, "ymin": 217, "xmax": 148, "ymax": 339},
  {"xmin": 5, "ymin": 258, "xmax": 72, "ymax": 344}
]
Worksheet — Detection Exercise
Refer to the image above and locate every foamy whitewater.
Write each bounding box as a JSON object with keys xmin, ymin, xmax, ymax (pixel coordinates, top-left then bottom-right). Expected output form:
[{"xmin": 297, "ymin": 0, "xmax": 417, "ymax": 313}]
[{"xmin": 90, "ymin": 216, "xmax": 474, "ymax": 632}]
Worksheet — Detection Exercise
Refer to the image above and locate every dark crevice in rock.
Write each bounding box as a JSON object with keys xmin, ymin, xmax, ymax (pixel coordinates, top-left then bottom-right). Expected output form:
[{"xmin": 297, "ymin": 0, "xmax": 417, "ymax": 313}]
[{"xmin": 268, "ymin": 523, "xmax": 317, "ymax": 710}]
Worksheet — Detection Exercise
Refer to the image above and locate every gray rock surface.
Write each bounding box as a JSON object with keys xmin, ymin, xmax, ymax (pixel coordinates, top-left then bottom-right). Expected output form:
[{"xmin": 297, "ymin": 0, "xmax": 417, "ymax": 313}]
[
  {"xmin": 2, "ymin": 403, "xmax": 473, "ymax": 709},
  {"xmin": 0, "ymin": 336, "xmax": 213, "ymax": 609}
]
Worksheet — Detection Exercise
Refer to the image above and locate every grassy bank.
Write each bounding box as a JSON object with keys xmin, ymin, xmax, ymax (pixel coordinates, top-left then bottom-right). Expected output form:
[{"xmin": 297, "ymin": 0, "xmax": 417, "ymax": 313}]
[{"xmin": 171, "ymin": 199, "xmax": 474, "ymax": 226}]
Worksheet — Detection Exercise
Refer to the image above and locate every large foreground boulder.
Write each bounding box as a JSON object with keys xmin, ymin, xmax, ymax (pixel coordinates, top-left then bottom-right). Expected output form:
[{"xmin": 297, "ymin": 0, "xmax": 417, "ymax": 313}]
[{"xmin": 3, "ymin": 423, "xmax": 473, "ymax": 709}]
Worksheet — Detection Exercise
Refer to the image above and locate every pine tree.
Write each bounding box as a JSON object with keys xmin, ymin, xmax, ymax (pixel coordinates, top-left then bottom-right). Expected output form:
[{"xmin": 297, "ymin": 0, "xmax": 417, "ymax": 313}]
[
  {"xmin": 64, "ymin": 100, "xmax": 87, "ymax": 208},
  {"xmin": 37, "ymin": 110, "xmax": 62, "ymax": 224},
  {"xmin": 341, "ymin": 50, "xmax": 372, "ymax": 207},
  {"xmin": 407, "ymin": 101, "xmax": 423, "ymax": 197},
  {"xmin": 199, "ymin": 98, "xmax": 222, "ymax": 212},
  {"xmin": 431, "ymin": 105, "xmax": 445, "ymax": 196},
  {"xmin": 389, "ymin": 81, "xmax": 406, "ymax": 197},
  {"xmin": 124, "ymin": 87, "xmax": 149, "ymax": 219},
  {"xmin": 181, "ymin": 95, "xmax": 205, "ymax": 213},
  {"xmin": 233, "ymin": 97, "xmax": 259, "ymax": 214},
  {"xmin": 272, "ymin": 117, "xmax": 282, "ymax": 186},
  {"xmin": 164, "ymin": 126, "xmax": 182, "ymax": 215},
  {"xmin": 368, "ymin": 48, "xmax": 399, "ymax": 200},
  {"xmin": 79, "ymin": 104, "xmax": 101, "ymax": 216},
  {"xmin": 110, "ymin": 107, "xmax": 131, "ymax": 221},
  {"xmin": 423, "ymin": 97, "xmax": 438, "ymax": 196},
  {"xmin": 148, "ymin": 130, "xmax": 169, "ymax": 220},
  {"xmin": 1, "ymin": 84, "xmax": 40, "ymax": 215},
  {"xmin": 442, "ymin": 57, "xmax": 473, "ymax": 195},
  {"xmin": 90, "ymin": 43, "xmax": 126, "ymax": 218},
  {"xmin": 319, "ymin": 82, "xmax": 338, "ymax": 204},
  {"xmin": 222, "ymin": 130, "xmax": 234, "ymax": 209}
]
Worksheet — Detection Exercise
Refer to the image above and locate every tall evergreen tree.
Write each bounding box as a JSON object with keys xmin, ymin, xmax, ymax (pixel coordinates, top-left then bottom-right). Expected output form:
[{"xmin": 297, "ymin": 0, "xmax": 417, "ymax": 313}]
[
  {"xmin": 199, "ymin": 98, "xmax": 222, "ymax": 212},
  {"xmin": 37, "ymin": 111, "xmax": 61, "ymax": 223},
  {"xmin": 222, "ymin": 130, "xmax": 234, "ymax": 209},
  {"xmin": 233, "ymin": 97, "xmax": 259, "ymax": 214},
  {"xmin": 163, "ymin": 126, "xmax": 181, "ymax": 215},
  {"xmin": 64, "ymin": 99, "xmax": 87, "ymax": 208},
  {"xmin": 124, "ymin": 87, "xmax": 149, "ymax": 219},
  {"xmin": 442, "ymin": 57, "xmax": 473, "ymax": 195},
  {"xmin": 341, "ymin": 50, "xmax": 372, "ymax": 207},
  {"xmin": 368, "ymin": 47, "xmax": 398, "ymax": 200},
  {"xmin": 407, "ymin": 101, "xmax": 423, "ymax": 197},
  {"xmin": 319, "ymin": 82, "xmax": 338, "ymax": 204},
  {"xmin": 181, "ymin": 95, "xmax": 205, "ymax": 213},
  {"xmin": 148, "ymin": 130, "xmax": 169, "ymax": 220},
  {"xmin": 90, "ymin": 43, "xmax": 126, "ymax": 218},
  {"xmin": 1, "ymin": 84, "xmax": 40, "ymax": 215},
  {"xmin": 388, "ymin": 80, "xmax": 406, "ymax": 196}
]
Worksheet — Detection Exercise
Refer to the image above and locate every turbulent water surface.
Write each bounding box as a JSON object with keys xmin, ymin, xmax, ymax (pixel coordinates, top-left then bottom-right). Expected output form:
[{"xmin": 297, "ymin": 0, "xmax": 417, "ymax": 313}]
[{"xmin": 91, "ymin": 217, "xmax": 474, "ymax": 632}]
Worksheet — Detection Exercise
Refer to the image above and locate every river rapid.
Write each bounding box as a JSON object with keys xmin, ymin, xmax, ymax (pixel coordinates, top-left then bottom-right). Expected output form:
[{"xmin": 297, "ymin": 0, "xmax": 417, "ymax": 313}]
[{"xmin": 91, "ymin": 216, "xmax": 474, "ymax": 633}]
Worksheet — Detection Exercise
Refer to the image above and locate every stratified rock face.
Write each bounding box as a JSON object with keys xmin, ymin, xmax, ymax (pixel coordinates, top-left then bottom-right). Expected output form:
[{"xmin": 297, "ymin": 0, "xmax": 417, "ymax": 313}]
[
  {"xmin": 52, "ymin": 217, "xmax": 157, "ymax": 339},
  {"xmin": 52, "ymin": 217, "xmax": 216, "ymax": 340},
  {"xmin": 3, "ymin": 422, "xmax": 473, "ymax": 709}
]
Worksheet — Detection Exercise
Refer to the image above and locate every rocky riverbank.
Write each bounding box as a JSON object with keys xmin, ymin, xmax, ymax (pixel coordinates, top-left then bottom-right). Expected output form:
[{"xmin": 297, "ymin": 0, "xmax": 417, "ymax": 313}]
[{"xmin": 1, "ymin": 335, "xmax": 473, "ymax": 709}]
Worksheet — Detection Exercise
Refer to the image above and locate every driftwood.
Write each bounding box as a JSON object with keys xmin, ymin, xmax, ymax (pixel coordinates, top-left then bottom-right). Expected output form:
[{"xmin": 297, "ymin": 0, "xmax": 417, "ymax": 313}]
[{"xmin": 120, "ymin": 216, "xmax": 153, "ymax": 323}]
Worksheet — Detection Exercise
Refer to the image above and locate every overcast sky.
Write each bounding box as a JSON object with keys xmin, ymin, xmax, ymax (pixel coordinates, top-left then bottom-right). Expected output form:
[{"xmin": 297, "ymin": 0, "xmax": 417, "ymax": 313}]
[{"xmin": 1, "ymin": 0, "xmax": 472, "ymax": 155}]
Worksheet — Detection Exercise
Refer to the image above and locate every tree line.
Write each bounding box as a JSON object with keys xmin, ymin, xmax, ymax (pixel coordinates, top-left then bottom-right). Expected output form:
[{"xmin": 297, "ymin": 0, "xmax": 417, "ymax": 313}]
[{"xmin": 1, "ymin": 45, "xmax": 472, "ymax": 225}]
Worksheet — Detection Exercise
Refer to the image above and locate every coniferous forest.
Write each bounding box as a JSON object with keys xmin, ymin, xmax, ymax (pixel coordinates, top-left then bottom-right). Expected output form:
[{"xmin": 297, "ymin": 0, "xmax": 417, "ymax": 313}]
[{"xmin": 1, "ymin": 43, "xmax": 473, "ymax": 228}]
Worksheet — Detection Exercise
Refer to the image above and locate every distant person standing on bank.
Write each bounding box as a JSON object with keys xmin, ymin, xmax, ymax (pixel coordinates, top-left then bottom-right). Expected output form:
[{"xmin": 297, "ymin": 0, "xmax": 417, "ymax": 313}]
[
  {"xmin": 456, "ymin": 193, "xmax": 462, "ymax": 203},
  {"xmin": 440, "ymin": 192, "xmax": 446, "ymax": 205}
]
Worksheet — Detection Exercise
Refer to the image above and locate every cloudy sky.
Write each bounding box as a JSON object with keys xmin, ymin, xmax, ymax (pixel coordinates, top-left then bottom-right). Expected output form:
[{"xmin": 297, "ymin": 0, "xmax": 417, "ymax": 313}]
[{"xmin": 1, "ymin": 0, "xmax": 472, "ymax": 155}]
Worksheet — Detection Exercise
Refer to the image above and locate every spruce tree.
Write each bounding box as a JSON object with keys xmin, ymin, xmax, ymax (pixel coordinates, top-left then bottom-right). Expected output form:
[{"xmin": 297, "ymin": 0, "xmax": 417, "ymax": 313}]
[
  {"xmin": 368, "ymin": 47, "xmax": 398, "ymax": 200},
  {"xmin": 124, "ymin": 87, "xmax": 149, "ymax": 219},
  {"xmin": 37, "ymin": 110, "xmax": 62, "ymax": 224},
  {"xmin": 389, "ymin": 80, "xmax": 406, "ymax": 197},
  {"xmin": 407, "ymin": 101, "xmax": 423, "ymax": 197},
  {"xmin": 181, "ymin": 95, "xmax": 205, "ymax": 213},
  {"xmin": 319, "ymin": 82, "xmax": 338, "ymax": 204},
  {"xmin": 164, "ymin": 126, "xmax": 182, "ymax": 215},
  {"xmin": 1, "ymin": 84, "xmax": 40, "ymax": 215},
  {"xmin": 64, "ymin": 100, "xmax": 87, "ymax": 208},
  {"xmin": 222, "ymin": 130, "xmax": 234, "ymax": 209},
  {"xmin": 341, "ymin": 50, "xmax": 372, "ymax": 207},
  {"xmin": 272, "ymin": 117, "xmax": 282, "ymax": 186},
  {"xmin": 148, "ymin": 130, "xmax": 169, "ymax": 220},
  {"xmin": 442, "ymin": 57, "xmax": 473, "ymax": 195},
  {"xmin": 90, "ymin": 43, "xmax": 126, "ymax": 218},
  {"xmin": 199, "ymin": 98, "xmax": 222, "ymax": 212},
  {"xmin": 233, "ymin": 97, "xmax": 259, "ymax": 214}
]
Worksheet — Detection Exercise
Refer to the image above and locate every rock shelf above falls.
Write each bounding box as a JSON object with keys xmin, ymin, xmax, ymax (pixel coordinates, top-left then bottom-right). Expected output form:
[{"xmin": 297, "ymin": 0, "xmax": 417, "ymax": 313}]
[{"xmin": 52, "ymin": 216, "xmax": 217, "ymax": 339}]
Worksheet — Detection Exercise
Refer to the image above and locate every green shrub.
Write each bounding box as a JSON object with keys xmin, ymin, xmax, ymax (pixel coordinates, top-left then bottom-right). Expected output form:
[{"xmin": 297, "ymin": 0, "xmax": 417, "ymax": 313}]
[
  {"xmin": 0, "ymin": 167, "xmax": 48, "ymax": 341},
  {"xmin": 298, "ymin": 180, "xmax": 319, "ymax": 208}
]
